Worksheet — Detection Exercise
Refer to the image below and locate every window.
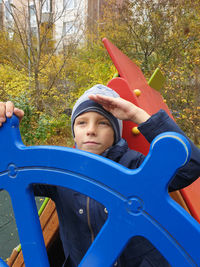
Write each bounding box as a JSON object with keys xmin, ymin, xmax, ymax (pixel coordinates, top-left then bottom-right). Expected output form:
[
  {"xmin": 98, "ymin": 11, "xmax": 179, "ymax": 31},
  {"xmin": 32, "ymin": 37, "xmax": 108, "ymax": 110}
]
[
  {"xmin": 63, "ymin": 0, "xmax": 77, "ymax": 10},
  {"xmin": 29, "ymin": 4, "xmax": 37, "ymax": 27},
  {"xmin": 42, "ymin": 0, "xmax": 51, "ymax": 13},
  {"xmin": 63, "ymin": 21, "xmax": 76, "ymax": 35},
  {"xmin": 5, "ymin": 0, "xmax": 13, "ymax": 21}
]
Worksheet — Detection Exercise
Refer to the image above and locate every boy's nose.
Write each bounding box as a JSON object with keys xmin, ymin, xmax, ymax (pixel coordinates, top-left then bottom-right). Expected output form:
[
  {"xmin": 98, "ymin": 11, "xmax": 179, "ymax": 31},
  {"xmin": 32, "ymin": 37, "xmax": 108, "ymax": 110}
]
[{"xmin": 86, "ymin": 124, "xmax": 97, "ymax": 135}]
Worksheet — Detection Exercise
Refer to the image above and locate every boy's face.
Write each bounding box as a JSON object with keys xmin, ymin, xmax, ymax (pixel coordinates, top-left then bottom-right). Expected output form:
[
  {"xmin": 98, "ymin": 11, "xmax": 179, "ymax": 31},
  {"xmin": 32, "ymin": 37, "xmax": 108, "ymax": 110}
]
[{"xmin": 73, "ymin": 111, "xmax": 114, "ymax": 155}]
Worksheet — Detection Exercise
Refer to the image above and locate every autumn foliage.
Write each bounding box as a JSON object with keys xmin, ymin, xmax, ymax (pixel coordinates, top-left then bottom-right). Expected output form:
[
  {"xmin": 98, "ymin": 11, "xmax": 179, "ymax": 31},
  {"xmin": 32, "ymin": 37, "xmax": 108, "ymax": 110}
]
[{"xmin": 0, "ymin": 0, "xmax": 199, "ymax": 145}]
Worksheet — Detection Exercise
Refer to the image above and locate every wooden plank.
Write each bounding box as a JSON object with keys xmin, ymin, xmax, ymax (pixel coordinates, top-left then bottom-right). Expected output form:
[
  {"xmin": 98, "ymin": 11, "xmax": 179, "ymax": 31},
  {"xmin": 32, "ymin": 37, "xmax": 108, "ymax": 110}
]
[
  {"xmin": 170, "ymin": 191, "xmax": 191, "ymax": 214},
  {"xmin": 8, "ymin": 200, "xmax": 59, "ymax": 266}
]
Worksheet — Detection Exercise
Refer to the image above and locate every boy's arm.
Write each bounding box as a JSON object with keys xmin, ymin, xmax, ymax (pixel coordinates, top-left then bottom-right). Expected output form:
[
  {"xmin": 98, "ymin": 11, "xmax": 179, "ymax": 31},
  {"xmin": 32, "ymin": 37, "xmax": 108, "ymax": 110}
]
[
  {"xmin": 138, "ymin": 110, "xmax": 200, "ymax": 191},
  {"xmin": 89, "ymin": 95, "xmax": 200, "ymax": 191}
]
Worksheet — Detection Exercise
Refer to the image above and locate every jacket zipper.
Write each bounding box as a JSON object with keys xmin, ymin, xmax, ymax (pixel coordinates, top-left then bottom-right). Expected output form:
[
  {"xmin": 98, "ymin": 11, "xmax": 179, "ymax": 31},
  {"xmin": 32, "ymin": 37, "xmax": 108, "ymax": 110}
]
[{"xmin": 87, "ymin": 196, "xmax": 95, "ymax": 243}]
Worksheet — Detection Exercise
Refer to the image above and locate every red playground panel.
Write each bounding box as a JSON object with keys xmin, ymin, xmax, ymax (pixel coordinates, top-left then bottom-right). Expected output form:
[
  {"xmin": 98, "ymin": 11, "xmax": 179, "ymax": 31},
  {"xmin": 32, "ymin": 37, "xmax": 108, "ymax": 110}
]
[
  {"xmin": 103, "ymin": 38, "xmax": 173, "ymax": 155},
  {"xmin": 102, "ymin": 38, "xmax": 200, "ymax": 223},
  {"xmin": 181, "ymin": 179, "xmax": 200, "ymax": 223}
]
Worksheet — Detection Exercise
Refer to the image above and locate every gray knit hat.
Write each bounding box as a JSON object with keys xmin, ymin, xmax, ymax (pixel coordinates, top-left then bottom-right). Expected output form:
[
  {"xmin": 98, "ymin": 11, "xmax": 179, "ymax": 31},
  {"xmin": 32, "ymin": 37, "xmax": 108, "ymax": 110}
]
[{"xmin": 71, "ymin": 84, "xmax": 123, "ymax": 144}]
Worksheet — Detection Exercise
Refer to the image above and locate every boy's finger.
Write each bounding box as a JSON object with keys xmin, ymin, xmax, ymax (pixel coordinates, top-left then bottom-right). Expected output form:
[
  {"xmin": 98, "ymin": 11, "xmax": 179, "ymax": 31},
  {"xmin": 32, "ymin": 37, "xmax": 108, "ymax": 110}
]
[
  {"xmin": 0, "ymin": 102, "xmax": 6, "ymax": 122},
  {"xmin": 6, "ymin": 101, "xmax": 14, "ymax": 117},
  {"xmin": 13, "ymin": 108, "xmax": 24, "ymax": 121},
  {"xmin": 89, "ymin": 94, "xmax": 114, "ymax": 105}
]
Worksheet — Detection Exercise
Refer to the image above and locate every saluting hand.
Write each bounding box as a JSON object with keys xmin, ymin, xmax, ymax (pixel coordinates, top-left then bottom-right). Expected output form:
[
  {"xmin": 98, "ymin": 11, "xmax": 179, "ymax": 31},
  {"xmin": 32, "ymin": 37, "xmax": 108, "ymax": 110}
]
[{"xmin": 88, "ymin": 94, "xmax": 150, "ymax": 125}]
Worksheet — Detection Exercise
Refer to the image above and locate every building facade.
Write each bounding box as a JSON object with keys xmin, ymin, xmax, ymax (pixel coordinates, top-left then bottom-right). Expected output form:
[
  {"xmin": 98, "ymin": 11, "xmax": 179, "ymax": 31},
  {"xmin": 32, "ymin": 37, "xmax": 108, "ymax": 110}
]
[{"xmin": 0, "ymin": 0, "xmax": 124, "ymax": 49}]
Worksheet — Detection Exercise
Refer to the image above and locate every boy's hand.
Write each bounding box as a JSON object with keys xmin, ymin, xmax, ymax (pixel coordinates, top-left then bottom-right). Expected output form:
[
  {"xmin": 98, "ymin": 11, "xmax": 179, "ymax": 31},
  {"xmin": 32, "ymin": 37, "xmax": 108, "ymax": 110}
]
[
  {"xmin": 88, "ymin": 94, "xmax": 150, "ymax": 125},
  {"xmin": 0, "ymin": 101, "xmax": 24, "ymax": 127}
]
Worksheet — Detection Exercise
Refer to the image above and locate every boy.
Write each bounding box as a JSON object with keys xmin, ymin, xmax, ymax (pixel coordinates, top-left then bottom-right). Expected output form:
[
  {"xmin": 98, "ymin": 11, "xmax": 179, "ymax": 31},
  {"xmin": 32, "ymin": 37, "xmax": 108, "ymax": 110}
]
[{"xmin": 0, "ymin": 84, "xmax": 200, "ymax": 266}]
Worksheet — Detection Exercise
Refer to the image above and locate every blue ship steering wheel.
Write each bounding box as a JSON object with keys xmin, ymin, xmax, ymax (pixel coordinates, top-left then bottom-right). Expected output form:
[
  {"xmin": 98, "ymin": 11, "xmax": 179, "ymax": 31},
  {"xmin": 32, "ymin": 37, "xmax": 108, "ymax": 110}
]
[{"xmin": 0, "ymin": 116, "xmax": 200, "ymax": 267}]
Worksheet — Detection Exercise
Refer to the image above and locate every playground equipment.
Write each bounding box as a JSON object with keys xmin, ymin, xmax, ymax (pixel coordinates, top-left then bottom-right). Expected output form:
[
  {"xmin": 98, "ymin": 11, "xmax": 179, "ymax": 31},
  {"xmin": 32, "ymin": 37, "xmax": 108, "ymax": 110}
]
[
  {"xmin": 3, "ymin": 38, "xmax": 200, "ymax": 266},
  {"xmin": 103, "ymin": 38, "xmax": 200, "ymax": 223},
  {"xmin": 1, "ymin": 114, "xmax": 200, "ymax": 267}
]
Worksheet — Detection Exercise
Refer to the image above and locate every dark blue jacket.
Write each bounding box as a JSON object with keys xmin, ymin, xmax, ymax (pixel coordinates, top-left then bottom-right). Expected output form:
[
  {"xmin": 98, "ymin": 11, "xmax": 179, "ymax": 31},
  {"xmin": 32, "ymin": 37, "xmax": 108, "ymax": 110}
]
[{"xmin": 34, "ymin": 110, "xmax": 200, "ymax": 267}]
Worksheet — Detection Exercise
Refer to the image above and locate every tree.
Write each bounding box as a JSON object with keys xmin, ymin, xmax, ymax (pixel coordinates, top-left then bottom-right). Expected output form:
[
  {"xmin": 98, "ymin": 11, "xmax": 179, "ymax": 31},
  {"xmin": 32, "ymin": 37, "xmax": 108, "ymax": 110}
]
[
  {"xmin": 0, "ymin": 0, "xmax": 88, "ymax": 145},
  {"xmin": 0, "ymin": 64, "xmax": 30, "ymax": 100},
  {"xmin": 88, "ymin": 0, "xmax": 200, "ymax": 144},
  {"xmin": 1, "ymin": 0, "xmax": 85, "ymax": 112}
]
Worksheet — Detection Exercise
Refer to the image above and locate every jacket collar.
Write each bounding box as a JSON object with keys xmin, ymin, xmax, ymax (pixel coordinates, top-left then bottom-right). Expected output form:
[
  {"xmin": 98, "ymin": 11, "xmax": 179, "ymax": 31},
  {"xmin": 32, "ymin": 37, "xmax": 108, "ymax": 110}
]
[{"xmin": 101, "ymin": 138, "xmax": 129, "ymax": 162}]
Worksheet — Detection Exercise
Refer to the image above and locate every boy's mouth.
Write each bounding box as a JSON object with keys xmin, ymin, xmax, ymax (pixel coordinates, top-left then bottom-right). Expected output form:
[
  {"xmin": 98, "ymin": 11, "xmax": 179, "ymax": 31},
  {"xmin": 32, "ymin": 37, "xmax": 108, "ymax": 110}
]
[{"xmin": 84, "ymin": 141, "xmax": 100, "ymax": 145}]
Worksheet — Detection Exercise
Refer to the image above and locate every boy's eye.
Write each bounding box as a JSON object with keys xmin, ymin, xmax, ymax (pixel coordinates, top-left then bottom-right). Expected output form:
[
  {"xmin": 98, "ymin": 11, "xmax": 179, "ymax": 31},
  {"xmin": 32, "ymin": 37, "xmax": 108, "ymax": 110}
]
[
  {"xmin": 77, "ymin": 121, "xmax": 86, "ymax": 125},
  {"xmin": 99, "ymin": 121, "xmax": 110, "ymax": 126}
]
